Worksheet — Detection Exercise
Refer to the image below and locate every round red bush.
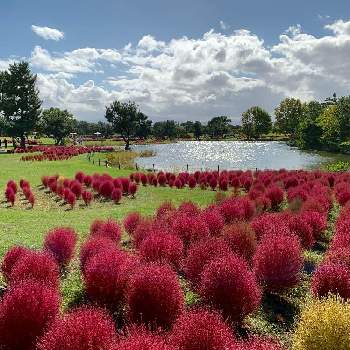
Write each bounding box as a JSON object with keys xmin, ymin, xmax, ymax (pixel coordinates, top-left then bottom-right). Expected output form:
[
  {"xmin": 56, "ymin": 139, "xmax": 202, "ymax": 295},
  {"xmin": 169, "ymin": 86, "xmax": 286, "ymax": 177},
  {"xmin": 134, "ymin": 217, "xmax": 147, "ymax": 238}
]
[
  {"xmin": 7, "ymin": 180, "xmax": 17, "ymax": 194},
  {"xmin": 324, "ymin": 247, "xmax": 350, "ymax": 270},
  {"xmin": 1, "ymin": 246, "xmax": 30, "ymax": 282},
  {"xmin": 44, "ymin": 227, "xmax": 77, "ymax": 267},
  {"xmin": 67, "ymin": 191, "xmax": 76, "ymax": 208},
  {"xmin": 132, "ymin": 218, "xmax": 156, "ymax": 248},
  {"xmin": 287, "ymin": 215, "xmax": 314, "ymax": 249},
  {"xmin": 99, "ymin": 180, "xmax": 114, "ymax": 199},
  {"xmin": 116, "ymin": 327, "xmax": 172, "ymax": 350},
  {"xmin": 177, "ymin": 201, "xmax": 200, "ymax": 217},
  {"xmin": 82, "ymin": 190, "xmax": 93, "ymax": 205},
  {"xmin": 200, "ymin": 254, "xmax": 261, "ymax": 323},
  {"xmin": 188, "ymin": 176, "xmax": 197, "ymax": 189},
  {"xmin": 127, "ymin": 263, "xmax": 184, "ymax": 329},
  {"xmin": 37, "ymin": 307, "xmax": 116, "ymax": 350},
  {"xmin": 300, "ymin": 210, "xmax": 327, "ymax": 240},
  {"xmin": 0, "ymin": 279, "xmax": 59, "ymax": 350},
  {"xmin": 311, "ymin": 263, "xmax": 350, "ymax": 299},
  {"xmin": 184, "ymin": 237, "xmax": 231, "ymax": 287},
  {"xmin": 223, "ymin": 222, "xmax": 257, "ymax": 262},
  {"xmin": 70, "ymin": 180, "xmax": 83, "ymax": 199},
  {"xmin": 121, "ymin": 177, "xmax": 130, "ymax": 193},
  {"xmin": 75, "ymin": 171, "xmax": 85, "ymax": 183},
  {"xmin": 90, "ymin": 219, "xmax": 104, "ymax": 235},
  {"xmin": 112, "ymin": 188, "xmax": 122, "ymax": 203},
  {"xmin": 169, "ymin": 308, "xmax": 236, "ymax": 350},
  {"xmin": 84, "ymin": 175, "xmax": 92, "ymax": 187},
  {"xmin": 139, "ymin": 231, "xmax": 184, "ymax": 269},
  {"xmin": 123, "ymin": 212, "xmax": 142, "ymax": 235},
  {"xmin": 80, "ymin": 237, "xmax": 116, "ymax": 274},
  {"xmin": 253, "ymin": 233, "xmax": 303, "ymax": 292},
  {"xmin": 9, "ymin": 250, "xmax": 59, "ymax": 287},
  {"xmin": 200, "ymin": 207, "xmax": 225, "ymax": 236},
  {"xmin": 265, "ymin": 186, "xmax": 284, "ymax": 208},
  {"xmin": 128, "ymin": 182, "xmax": 138, "ymax": 197},
  {"xmin": 93, "ymin": 219, "xmax": 122, "ymax": 242}
]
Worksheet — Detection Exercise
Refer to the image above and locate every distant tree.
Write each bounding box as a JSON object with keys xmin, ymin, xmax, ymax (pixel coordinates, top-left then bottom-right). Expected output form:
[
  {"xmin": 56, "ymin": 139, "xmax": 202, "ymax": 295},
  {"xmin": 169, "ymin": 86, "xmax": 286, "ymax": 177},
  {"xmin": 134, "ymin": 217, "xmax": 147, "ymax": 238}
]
[
  {"xmin": 41, "ymin": 108, "xmax": 75, "ymax": 145},
  {"xmin": 317, "ymin": 105, "xmax": 341, "ymax": 147},
  {"xmin": 105, "ymin": 100, "xmax": 150, "ymax": 150},
  {"xmin": 335, "ymin": 96, "xmax": 350, "ymax": 140},
  {"xmin": 181, "ymin": 121, "xmax": 195, "ymax": 134},
  {"xmin": 152, "ymin": 120, "xmax": 177, "ymax": 139},
  {"xmin": 193, "ymin": 121, "xmax": 203, "ymax": 140},
  {"xmin": 241, "ymin": 106, "xmax": 272, "ymax": 139},
  {"xmin": 207, "ymin": 116, "xmax": 231, "ymax": 138},
  {"xmin": 0, "ymin": 62, "xmax": 42, "ymax": 148},
  {"xmin": 274, "ymin": 98, "xmax": 303, "ymax": 137}
]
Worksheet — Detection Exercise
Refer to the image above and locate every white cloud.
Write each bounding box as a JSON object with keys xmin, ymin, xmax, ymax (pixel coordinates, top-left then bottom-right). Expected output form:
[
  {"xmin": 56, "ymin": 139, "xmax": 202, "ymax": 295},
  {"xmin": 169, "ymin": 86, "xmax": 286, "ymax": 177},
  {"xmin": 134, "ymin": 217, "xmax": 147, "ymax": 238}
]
[
  {"xmin": 31, "ymin": 25, "xmax": 64, "ymax": 41},
  {"xmin": 6, "ymin": 18, "xmax": 350, "ymax": 122},
  {"xmin": 219, "ymin": 20, "xmax": 229, "ymax": 30}
]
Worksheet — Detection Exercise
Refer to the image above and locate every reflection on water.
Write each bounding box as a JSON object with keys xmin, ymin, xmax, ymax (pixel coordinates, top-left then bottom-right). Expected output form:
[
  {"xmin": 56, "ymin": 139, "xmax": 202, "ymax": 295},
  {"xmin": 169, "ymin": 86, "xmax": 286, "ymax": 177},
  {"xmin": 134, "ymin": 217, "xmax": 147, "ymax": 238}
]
[{"xmin": 132, "ymin": 141, "xmax": 350, "ymax": 172}]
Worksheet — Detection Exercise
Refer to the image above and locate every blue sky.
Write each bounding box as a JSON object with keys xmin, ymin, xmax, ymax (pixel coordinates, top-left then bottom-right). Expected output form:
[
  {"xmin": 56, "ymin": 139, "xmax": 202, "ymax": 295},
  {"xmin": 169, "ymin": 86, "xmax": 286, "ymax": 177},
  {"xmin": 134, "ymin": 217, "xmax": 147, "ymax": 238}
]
[{"xmin": 1, "ymin": 0, "xmax": 350, "ymax": 122}]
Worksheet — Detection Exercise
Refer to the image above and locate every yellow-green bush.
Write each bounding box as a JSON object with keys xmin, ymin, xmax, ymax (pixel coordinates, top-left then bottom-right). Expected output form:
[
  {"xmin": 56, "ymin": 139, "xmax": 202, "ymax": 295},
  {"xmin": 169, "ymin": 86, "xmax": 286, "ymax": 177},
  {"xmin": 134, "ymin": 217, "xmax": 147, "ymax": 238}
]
[{"xmin": 293, "ymin": 296, "xmax": 350, "ymax": 350}]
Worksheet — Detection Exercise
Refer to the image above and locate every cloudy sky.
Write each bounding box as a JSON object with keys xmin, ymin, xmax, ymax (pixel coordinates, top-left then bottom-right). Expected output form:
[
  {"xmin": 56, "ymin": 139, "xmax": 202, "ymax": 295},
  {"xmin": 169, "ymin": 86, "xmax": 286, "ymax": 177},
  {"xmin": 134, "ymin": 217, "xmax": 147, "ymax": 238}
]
[{"xmin": 1, "ymin": 0, "xmax": 350, "ymax": 123}]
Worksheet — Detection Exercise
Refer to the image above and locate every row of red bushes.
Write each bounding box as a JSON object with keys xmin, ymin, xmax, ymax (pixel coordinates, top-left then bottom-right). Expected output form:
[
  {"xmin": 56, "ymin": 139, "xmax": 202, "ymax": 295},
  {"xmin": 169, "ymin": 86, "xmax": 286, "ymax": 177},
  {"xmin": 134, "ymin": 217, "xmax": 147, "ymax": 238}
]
[
  {"xmin": 18, "ymin": 145, "xmax": 113, "ymax": 162},
  {"xmin": 41, "ymin": 172, "xmax": 138, "ymax": 208},
  {"xmin": 4, "ymin": 179, "xmax": 35, "ymax": 208}
]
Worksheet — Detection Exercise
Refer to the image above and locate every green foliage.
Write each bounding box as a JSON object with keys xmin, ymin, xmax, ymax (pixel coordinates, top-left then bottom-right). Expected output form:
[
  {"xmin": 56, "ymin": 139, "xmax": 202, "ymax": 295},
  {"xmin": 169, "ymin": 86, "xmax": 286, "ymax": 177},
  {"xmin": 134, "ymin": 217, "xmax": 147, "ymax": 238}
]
[
  {"xmin": 316, "ymin": 105, "xmax": 341, "ymax": 147},
  {"xmin": 292, "ymin": 296, "xmax": 350, "ymax": 350},
  {"xmin": 325, "ymin": 161, "xmax": 350, "ymax": 172},
  {"xmin": 105, "ymin": 100, "xmax": 151, "ymax": 150},
  {"xmin": 193, "ymin": 121, "xmax": 203, "ymax": 140},
  {"xmin": 0, "ymin": 62, "xmax": 42, "ymax": 148},
  {"xmin": 206, "ymin": 116, "xmax": 231, "ymax": 138},
  {"xmin": 241, "ymin": 106, "xmax": 272, "ymax": 139},
  {"xmin": 274, "ymin": 98, "xmax": 303, "ymax": 136},
  {"xmin": 152, "ymin": 120, "xmax": 178, "ymax": 139},
  {"xmin": 41, "ymin": 108, "xmax": 75, "ymax": 145}
]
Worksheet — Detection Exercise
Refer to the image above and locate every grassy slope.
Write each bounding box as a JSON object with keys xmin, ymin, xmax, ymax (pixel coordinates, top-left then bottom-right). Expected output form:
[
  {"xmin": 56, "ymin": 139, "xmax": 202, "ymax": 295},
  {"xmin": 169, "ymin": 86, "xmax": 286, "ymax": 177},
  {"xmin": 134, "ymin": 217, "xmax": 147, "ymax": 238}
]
[{"xmin": 0, "ymin": 153, "xmax": 215, "ymax": 256}]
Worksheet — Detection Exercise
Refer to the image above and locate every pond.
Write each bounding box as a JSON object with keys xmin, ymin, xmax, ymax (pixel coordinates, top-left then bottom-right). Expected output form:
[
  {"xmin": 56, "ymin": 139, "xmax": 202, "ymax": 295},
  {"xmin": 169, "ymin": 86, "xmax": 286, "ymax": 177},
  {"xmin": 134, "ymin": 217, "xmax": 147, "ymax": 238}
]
[{"xmin": 132, "ymin": 141, "xmax": 350, "ymax": 172}]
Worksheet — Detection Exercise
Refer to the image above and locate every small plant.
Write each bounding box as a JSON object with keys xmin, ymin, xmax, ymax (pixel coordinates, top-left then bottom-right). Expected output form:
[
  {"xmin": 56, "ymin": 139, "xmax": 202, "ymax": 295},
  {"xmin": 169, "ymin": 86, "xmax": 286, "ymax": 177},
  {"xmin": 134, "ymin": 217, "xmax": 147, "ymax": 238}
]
[
  {"xmin": 1, "ymin": 246, "xmax": 30, "ymax": 282},
  {"xmin": 123, "ymin": 212, "xmax": 142, "ymax": 235}
]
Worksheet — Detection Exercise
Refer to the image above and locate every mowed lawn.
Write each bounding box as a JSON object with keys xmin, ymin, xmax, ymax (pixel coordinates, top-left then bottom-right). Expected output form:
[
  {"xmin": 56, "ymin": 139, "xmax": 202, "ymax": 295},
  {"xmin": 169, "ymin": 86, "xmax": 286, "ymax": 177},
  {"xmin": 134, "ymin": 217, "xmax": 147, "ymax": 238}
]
[{"xmin": 0, "ymin": 153, "xmax": 216, "ymax": 257}]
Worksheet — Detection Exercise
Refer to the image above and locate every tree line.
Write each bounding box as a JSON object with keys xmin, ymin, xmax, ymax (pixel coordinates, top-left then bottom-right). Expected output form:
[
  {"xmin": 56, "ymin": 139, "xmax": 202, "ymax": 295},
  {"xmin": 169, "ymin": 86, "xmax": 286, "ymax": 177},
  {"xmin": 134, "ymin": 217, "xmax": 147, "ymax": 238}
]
[{"xmin": 1, "ymin": 61, "xmax": 349, "ymax": 152}]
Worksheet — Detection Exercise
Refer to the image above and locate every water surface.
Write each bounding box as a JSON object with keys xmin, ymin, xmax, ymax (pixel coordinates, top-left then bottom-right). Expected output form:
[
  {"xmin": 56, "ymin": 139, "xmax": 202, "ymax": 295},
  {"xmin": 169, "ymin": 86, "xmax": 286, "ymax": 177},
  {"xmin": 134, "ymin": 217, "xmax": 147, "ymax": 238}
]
[{"xmin": 132, "ymin": 141, "xmax": 350, "ymax": 172}]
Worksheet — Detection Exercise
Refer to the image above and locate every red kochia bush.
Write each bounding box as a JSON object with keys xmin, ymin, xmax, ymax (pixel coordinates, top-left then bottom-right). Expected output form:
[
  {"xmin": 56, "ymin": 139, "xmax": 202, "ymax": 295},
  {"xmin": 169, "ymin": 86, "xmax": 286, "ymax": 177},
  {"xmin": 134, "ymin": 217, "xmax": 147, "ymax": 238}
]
[
  {"xmin": 265, "ymin": 186, "xmax": 284, "ymax": 208},
  {"xmin": 300, "ymin": 210, "xmax": 327, "ymax": 240},
  {"xmin": 111, "ymin": 188, "xmax": 122, "ymax": 204},
  {"xmin": 0, "ymin": 279, "xmax": 59, "ymax": 350},
  {"xmin": 90, "ymin": 219, "xmax": 104, "ymax": 235},
  {"xmin": 127, "ymin": 263, "xmax": 184, "ymax": 329},
  {"xmin": 128, "ymin": 182, "xmax": 138, "ymax": 197},
  {"xmin": 200, "ymin": 207, "xmax": 225, "ymax": 236},
  {"xmin": 44, "ymin": 227, "xmax": 77, "ymax": 267},
  {"xmin": 287, "ymin": 215, "xmax": 314, "ymax": 249},
  {"xmin": 75, "ymin": 171, "xmax": 85, "ymax": 183},
  {"xmin": 200, "ymin": 254, "xmax": 261, "ymax": 323},
  {"xmin": 223, "ymin": 222, "xmax": 257, "ymax": 262},
  {"xmin": 1, "ymin": 246, "xmax": 30, "ymax": 282},
  {"xmin": 70, "ymin": 180, "xmax": 83, "ymax": 198},
  {"xmin": 117, "ymin": 327, "xmax": 172, "ymax": 350},
  {"xmin": 84, "ymin": 175, "xmax": 92, "ymax": 187},
  {"xmin": 93, "ymin": 219, "xmax": 122, "ymax": 242},
  {"xmin": 123, "ymin": 212, "xmax": 142, "ymax": 234},
  {"xmin": 169, "ymin": 309, "xmax": 236, "ymax": 350},
  {"xmin": 184, "ymin": 237, "xmax": 231, "ymax": 288},
  {"xmin": 84, "ymin": 250, "xmax": 137, "ymax": 309},
  {"xmin": 99, "ymin": 180, "xmax": 114, "ymax": 199},
  {"xmin": 67, "ymin": 191, "xmax": 76, "ymax": 209},
  {"xmin": 9, "ymin": 250, "xmax": 60, "ymax": 287},
  {"xmin": 7, "ymin": 180, "xmax": 17, "ymax": 194},
  {"xmin": 37, "ymin": 307, "xmax": 116, "ymax": 350},
  {"xmin": 324, "ymin": 247, "xmax": 350, "ymax": 270},
  {"xmin": 139, "ymin": 231, "xmax": 184, "ymax": 269},
  {"xmin": 79, "ymin": 237, "xmax": 116, "ymax": 274},
  {"xmin": 82, "ymin": 190, "xmax": 93, "ymax": 205},
  {"xmin": 253, "ymin": 233, "xmax": 303, "ymax": 292},
  {"xmin": 311, "ymin": 263, "xmax": 350, "ymax": 300}
]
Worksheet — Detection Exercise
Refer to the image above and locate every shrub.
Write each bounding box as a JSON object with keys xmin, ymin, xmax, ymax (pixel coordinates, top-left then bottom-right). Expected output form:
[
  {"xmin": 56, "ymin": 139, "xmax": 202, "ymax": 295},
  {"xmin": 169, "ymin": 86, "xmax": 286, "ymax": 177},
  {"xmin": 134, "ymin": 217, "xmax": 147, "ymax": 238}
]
[
  {"xmin": 158, "ymin": 173, "xmax": 167, "ymax": 186},
  {"xmin": 300, "ymin": 210, "xmax": 327, "ymax": 240},
  {"xmin": 139, "ymin": 231, "xmax": 184, "ymax": 269},
  {"xmin": 44, "ymin": 227, "xmax": 77, "ymax": 267},
  {"xmin": 80, "ymin": 237, "xmax": 116, "ymax": 274},
  {"xmin": 178, "ymin": 201, "xmax": 200, "ymax": 217},
  {"xmin": 0, "ymin": 279, "xmax": 59, "ymax": 350},
  {"xmin": 9, "ymin": 250, "xmax": 60, "ymax": 287},
  {"xmin": 75, "ymin": 171, "xmax": 85, "ymax": 183},
  {"xmin": 251, "ymin": 213, "xmax": 290, "ymax": 239},
  {"xmin": 99, "ymin": 180, "xmax": 114, "ymax": 199},
  {"xmin": 200, "ymin": 254, "xmax": 261, "ymax": 323},
  {"xmin": 184, "ymin": 237, "xmax": 231, "ymax": 287},
  {"xmin": 127, "ymin": 263, "xmax": 184, "ymax": 329},
  {"xmin": 253, "ymin": 233, "xmax": 303, "ymax": 292},
  {"xmin": 82, "ymin": 190, "xmax": 93, "ymax": 205},
  {"xmin": 37, "ymin": 307, "xmax": 116, "ymax": 350},
  {"xmin": 1, "ymin": 246, "xmax": 30, "ymax": 282},
  {"xmin": 121, "ymin": 177, "xmax": 131, "ymax": 193},
  {"xmin": 123, "ymin": 212, "xmax": 142, "ymax": 235},
  {"xmin": 84, "ymin": 250, "xmax": 137, "ymax": 309},
  {"xmin": 265, "ymin": 186, "xmax": 284, "ymax": 208},
  {"xmin": 292, "ymin": 296, "xmax": 350, "ymax": 350},
  {"xmin": 70, "ymin": 180, "xmax": 83, "ymax": 198},
  {"xmin": 67, "ymin": 191, "xmax": 76, "ymax": 209},
  {"xmin": 288, "ymin": 215, "xmax": 314, "ymax": 249},
  {"xmin": 324, "ymin": 248, "xmax": 350, "ymax": 270},
  {"xmin": 90, "ymin": 219, "xmax": 104, "ymax": 235},
  {"xmin": 84, "ymin": 175, "xmax": 92, "ymax": 187},
  {"xmin": 169, "ymin": 308, "xmax": 236, "ymax": 350},
  {"xmin": 111, "ymin": 188, "xmax": 122, "ymax": 204},
  {"xmin": 188, "ymin": 176, "xmax": 197, "ymax": 189},
  {"xmin": 132, "ymin": 218, "xmax": 155, "ymax": 248},
  {"xmin": 311, "ymin": 263, "xmax": 350, "ymax": 300},
  {"xmin": 128, "ymin": 182, "xmax": 138, "ymax": 197},
  {"xmin": 223, "ymin": 222, "xmax": 257, "ymax": 262},
  {"xmin": 117, "ymin": 327, "xmax": 172, "ymax": 350},
  {"xmin": 7, "ymin": 180, "xmax": 17, "ymax": 194},
  {"xmin": 200, "ymin": 207, "xmax": 225, "ymax": 236},
  {"xmin": 93, "ymin": 219, "xmax": 122, "ymax": 242}
]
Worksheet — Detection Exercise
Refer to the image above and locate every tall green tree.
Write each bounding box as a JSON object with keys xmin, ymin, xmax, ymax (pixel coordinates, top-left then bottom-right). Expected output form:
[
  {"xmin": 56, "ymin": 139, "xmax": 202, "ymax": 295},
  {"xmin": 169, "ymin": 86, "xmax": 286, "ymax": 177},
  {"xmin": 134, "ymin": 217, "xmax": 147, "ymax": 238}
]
[
  {"xmin": 40, "ymin": 108, "xmax": 75, "ymax": 145},
  {"xmin": 316, "ymin": 105, "xmax": 341, "ymax": 148},
  {"xmin": 274, "ymin": 98, "xmax": 303, "ymax": 137},
  {"xmin": 152, "ymin": 120, "xmax": 177, "ymax": 139},
  {"xmin": 207, "ymin": 116, "xmax": 231, "ymax": 138},
  {"xmin": 335, "ymin": 96, "xmax": 350, "ymax": 140},
  {"xmin": 0, "ymin": 62, "xmax": 42, "ymax": 148},
  {"xmin": 193, "ymin": 121, "xmax": 203, "ymax": 140},
  {"xmin": 241, "ymin": 106, "xmax": 272, "ymax": 139},
  {"xmin": 105, "ymin": 100, "xmax": 150, "ymax": 150}
]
